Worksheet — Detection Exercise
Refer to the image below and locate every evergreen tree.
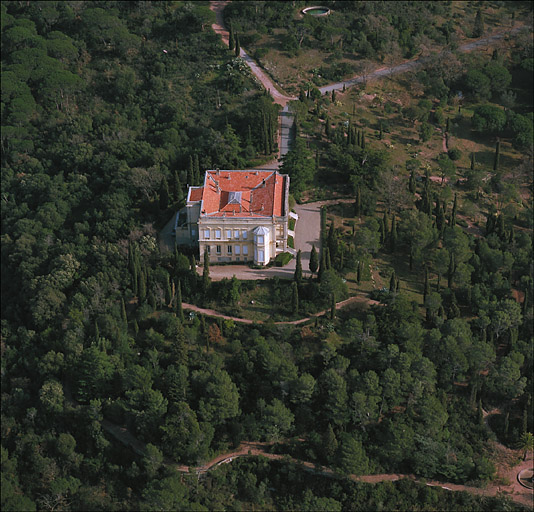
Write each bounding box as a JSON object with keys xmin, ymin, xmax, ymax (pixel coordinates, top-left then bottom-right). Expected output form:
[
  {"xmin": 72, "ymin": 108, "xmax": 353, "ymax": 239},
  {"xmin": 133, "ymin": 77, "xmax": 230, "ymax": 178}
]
[
  {"xmin": 234, "ymin": 34, "xmax": 240, "ymax": 57},
  {"xmin": 473, "ymin": 8, "xmax": 484, "ymax": 38},
  {"xmin": 148, "ymin": 292, "xmax": 156, "ymax": 311},
  {"xmin": 159, "ymin": 176, "xmax": 169, "ymax": 211},
  {"xmin": 493, "ymin": 139, "xmax": 500, "ymax": 171},
  {"xmin": 423, "ymin": 267, "xmax": 430, "ymax": 302},
  {"xmin": 194, "ymin": 154, "xmax": 200, "ymax": 185},
  {"xmin": 309, "ymin": 244, "xmax": 318, "ymax": 275},
  {"xmin": 355, "ymin": 185, "xmax": 361, "ymax": 217},
  {"xmin": 188, "ymin": 155, "xmax": 194, "ymax": 186},
  {"xmin": 165, "ymin": 274, "xmax": 172, "ymax": 306},
  {"xmin": 379, "ymin": 122, "xmax": 383, "ymax": 140},
  {"xmin": 389, "ymin": 271, "xmax": 396, "ymax": 293},
  {"xmin": 294, "ymin": 250, "xmax": 303, "ymax": 284},
  {"xmin": 361, "ymin": 131, "xmax": 366, "ymax": 149},
  {"xmin": 331, "ymin": 89, "xmax": 336, "ymax": 103},
  {"xmin": 470, "ymin": 152, "xmax": 476, "ymax": 171},
  {"xmin": 330, "ymin": 293, "xmax": 336, "ymax": 320},
  {"xmin": 94, "ymin": 319, "xmax": 100, "ymax": 345},
  {"xmin": 446, "ymin": 117, "xmax": 450, "ymax": 133},
  {"xmin": 447, "ymin": 253, "xmax": 455, "ymax": 288},
  {"xmin": 202, "ymin": 250, "xmax": 210, "ymax": 294},
  {"xmin": 357, "ymin": 261, "xmax": 362, "ymax": 284},
  {"xmin": 291, "ymin": 281, "xmax": 299, "ymax": 315},
  {"xmin": 325, "ymin": 247, "xmax": 332, "ymax": 270},
  {"xmin": 228, "ymin": 23, "xmax": 235, "ymax": 51},
  {"xmin": 139, "ymin": 267, "xmax": 147, "ymax": 302},
  {"xmin": 389, "ymin": 215, "xmax": 397, "ymax": 253},
  {"xmin": 190, "ymin": 254, "xmax": 196, "ymax": 273},
  {"xmin": 451, "ymin": 193, "xmax": 458, "ymax": 227},
  {"xmin": 318, "ymin": 249, "xmax": 326, "ymax": 281},
  {"xmin": 409, "ymin": 170, "xmax": 416, "ymax": 194},
  {"xmin": 322, "ymin": 424, "xmax": 338, "ymax": 463},
  {"xmin": 325, "ymin": 117, "xmax": 331, "ymax": 139},
  {"xmin": 121, "ymin": 297, "xmax": 128, "ymax": 328},
  {"xmin": 175, "ymin": 280, "xmax": 184, "ymax": 322}
]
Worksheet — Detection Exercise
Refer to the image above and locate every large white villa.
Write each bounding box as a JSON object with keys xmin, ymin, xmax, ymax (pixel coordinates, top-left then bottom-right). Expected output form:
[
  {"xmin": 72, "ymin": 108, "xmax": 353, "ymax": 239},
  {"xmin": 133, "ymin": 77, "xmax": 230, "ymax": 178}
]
[{"xmin": 174, "ymin": 170, "xmax": 291, "ymax": 265}]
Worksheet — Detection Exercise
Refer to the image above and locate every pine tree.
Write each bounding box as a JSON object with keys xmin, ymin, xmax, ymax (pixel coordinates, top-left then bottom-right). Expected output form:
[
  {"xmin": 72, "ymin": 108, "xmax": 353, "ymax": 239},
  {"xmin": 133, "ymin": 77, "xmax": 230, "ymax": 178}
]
[
  {"xmin": 322, "ymin": 424, "xmax": 338, "ymax": 463},
  {"xmin": 330, "ymin": 293, "xmax": 336, "ymax": 320},
  {"xmin": 493, "ymin": 139, "xmax": 500, "ymax": 171},
  {"xmin": 309, "ymin": 244, "xmax": 318, "ymax": 275},
  {"xmin": 159, "ymin": 176, "xmax": 169, "ymax": 211},
  {"xmin": 294, "ymin": 250, "xmax": 303, "ymax": 284},
  {"xmin": 470, "ymin": 152, "xmax": 476, "ymax": 171},
  {"xmin": 291, "ymin": 281, "xmax": 299, "ymax": 315}
]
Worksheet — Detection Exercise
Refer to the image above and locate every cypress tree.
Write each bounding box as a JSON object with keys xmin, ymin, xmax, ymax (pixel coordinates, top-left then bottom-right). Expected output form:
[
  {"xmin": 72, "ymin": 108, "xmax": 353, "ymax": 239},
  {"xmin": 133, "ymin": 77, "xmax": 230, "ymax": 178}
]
[
  {"xmin": 138, "ymin": 267, "xmax": 147, "ymax": 302},
  {"xmin": 148, "ymin": 292, "xmax": 156, "ymax": 311},
  {"xmin": 294, "ymin": 250, "xmax": 303, "ymax": 284},
  {"xmin": 355, "ymin": 185, "xmax": 361, "ymax": 217},
  {"xmin": 132, "ymin": 261, "xmax": 138, "ymax": 295},
  {"xmin": 396, "ymin": 277, "xmax": 400, "ymax": 293},
  {"xmin": 228, "ymin": 23, "xmax": 235, "ymax": 51},
  {"xmin": 409, "ymin": 169, "xmax": 416, "ymax": 194},
  {"xmin": 175, "ymin": 280, "xmax": 184, "ymax": 322},
  {"xmin": 361, "ymin": 131, "xmax": 366, "ymax": 149},
  {"xmin": 325, "ymin": 117, "xmax": 331, "ymax": 139},
  {"xmin": 493, "ymin": 139, "xmax": 500, "ymax": 171},
  {"xmin": 318, "ymin": 249, "xmax": 326, "ymax": 281},
  {"xmin": 188, "ymin": 155, "xmax": 194, "ymax": 186},
  {"xmin": 423, "ymin": 267, "xmax": 429, "ymax": 302},
  {"xmin": 159, "ymin": 176, "xmax": 169, "ymax": 211},
  {"xmin": 121, "ymin": 297, "xmax": 128, "ymax": 328},
  {"xmin": 380, "ymin": 216, "xmax": 386, "ymax": 245},
  {"xmin": 473, "ymin": 8, "xmax": 484, "ymax": 38},
  {"xmin": 315, "ymin": 150, "xmax": 320, "ymax": 170},
  {"xmin": 446, "ymin": 117, "xmax": 450, "ymax": 133},
  {"xmin": 379, "ymin": 122, "xmax": 383, "ymax": 140},
  {"xmin": 389, "ymin": 271, "xmax": 396, "ymax": 293},
  {"xmin": 190, "ymin": 254, "xmax": 196, "ymax": 273},
  {"xmin": 357, "ymin": 261, "xmax": 362, "ymax": 284},
  {"xmin": 94, "ymin": 319, "xmax": 100, "ymax": 344},
  {"xmin": 133, "ymin": 319, "xmax": 139, "ymax": 336},
  {"xmin": 173, "ymin": 171, "xmax": 184, "ymax": 203},
  {"xmin": 389, "ymin": 215, "xmax": 397, "ymax": 253},
  {"xmin": 193, "ymin": 154, "xmax": 200, "ymax": 185},
  {"xmin": 451, "ymin": 193, "xmax": 458, "ymax": 227},
  {"xmin": 309, "ymin": 244, "xmax": 318, "ymax": 275},
  {"xmin": 470, "ymin": 152, "xmax": 476, "ymax": 171},
  {"xmin": 234, "ymin": 34, "xmax": 240, "ymax": 57},
  {"xmin": 291, "ymin": 281, "xmax": 299, "ymax": 315},
  {"xmin": 331, "ymin": 89, "xmax": 336, "ymax": 103},
  {"xmin": 382, "ymin": 211, "xmax": 389, "ymax": 237},
  {"xmin": 330, "ymin": 293, "xmax": 336, "ymax": 320},
  {"xmin": 447, "ymin": 253, "xmax": 455, "ymax": 288},
  {"xmin": 165, "ymin": 275, "xmax": 172, "ymax": 306},
  {"xmin": 325, "ymin": 247, "xmax": 331, "ymax": 270},
  {"xmin": 202, "ymin": 250, "xmax": 210, "ymax": 294}
]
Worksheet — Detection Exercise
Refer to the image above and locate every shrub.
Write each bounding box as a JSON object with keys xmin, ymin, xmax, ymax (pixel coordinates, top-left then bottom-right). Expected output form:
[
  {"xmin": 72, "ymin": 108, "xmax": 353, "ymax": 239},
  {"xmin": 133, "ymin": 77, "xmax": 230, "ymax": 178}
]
[
  {"xmin": 288, "ymin": 236, "xmax": 294, "ymax": 248},
  {"xmin": 472, "ymin": 105, "xmax": 506, "ymax": 133},
  {"xmin": 274, "ymin": 252, "xmax": 293, "ymax": 267},
  {"xmin": 448, "ymin": 148, "xmax": 462, "ymax": 161},
  {"xmin": 289, "ymin": 218, "xmax": 296, "ymax": 231}
]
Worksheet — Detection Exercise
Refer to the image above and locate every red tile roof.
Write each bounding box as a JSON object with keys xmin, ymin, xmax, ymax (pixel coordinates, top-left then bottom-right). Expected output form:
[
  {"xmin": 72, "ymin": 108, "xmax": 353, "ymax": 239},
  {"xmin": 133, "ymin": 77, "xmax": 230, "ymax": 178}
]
[
  {"xmin": 196, "ymin": 170, "xmax": 287, "ymax": 218},
  {"xmin": 188, "ymin": 187, "xmax": 204, "ymax": 202}
]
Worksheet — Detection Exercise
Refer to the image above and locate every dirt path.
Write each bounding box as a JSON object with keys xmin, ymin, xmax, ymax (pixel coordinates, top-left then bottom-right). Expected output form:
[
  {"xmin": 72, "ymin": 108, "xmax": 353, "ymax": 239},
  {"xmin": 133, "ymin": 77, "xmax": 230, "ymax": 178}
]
[
  {"xmin": 183, "ymin": 293, "xmax": 379, "ymax": 326},
  {"xmin": 210, "ymin": 1, "xmax": 296, "ymax": 107}
]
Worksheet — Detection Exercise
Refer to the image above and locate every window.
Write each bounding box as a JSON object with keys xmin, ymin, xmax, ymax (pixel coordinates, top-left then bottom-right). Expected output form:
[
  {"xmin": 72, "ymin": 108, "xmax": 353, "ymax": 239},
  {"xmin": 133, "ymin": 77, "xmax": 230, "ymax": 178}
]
[
  {"xmin": 256, "ymin": 235, "xmax": 264, "ymax": 244},
  {"xmin": 204, "ymin": 229, "xmax": 210, "ymax": 239},
  {"xmin": 191, "ymin": 228, "xmax": 196, "ymax": 236},
  {"xmin": 215, "ymin": 229, "xmax": 221, "ymax": 239},
  {"xmin": 206, "ymin": 245, "xmax": 211, "ymax": 254},
  {"xmin": 235, "ymin": 245, "xmax": 241, "ymax": 255},
  {"xmin": 227, "ymin": 245, "xmax": 232, "ymax": 255},
  {"xmin": 258, "ymin": 249, "xmax": 264, "ymax": 262},
  {"xmin": 242, "ymin": 245, "xmax": 248, "ymax": 255},
  {"xmin": 242, "ymin": 230, "xmax": 248, "ymax": 239},
  {"xmin": 234, "ymin": 230, "xmax": 240, "ymax": 239},
  {"xmin": 226, "ymin": 230, "xmax": 232, "ymax": 239},
  {"xmin": 216, "ymin": 245, "xmax": 221, "ymax": 254}
]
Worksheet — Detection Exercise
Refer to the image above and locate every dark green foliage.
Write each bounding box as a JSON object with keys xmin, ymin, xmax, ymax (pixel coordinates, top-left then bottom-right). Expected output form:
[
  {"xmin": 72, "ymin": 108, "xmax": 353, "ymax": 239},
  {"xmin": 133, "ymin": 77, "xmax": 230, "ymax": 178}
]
[
  {"xmin": 309, "ymin": 245, "xmax": 318, "ymax": 275},
  {"xmin": 294, "ymin": 250, "xmax": 303, "ymax": 284}
]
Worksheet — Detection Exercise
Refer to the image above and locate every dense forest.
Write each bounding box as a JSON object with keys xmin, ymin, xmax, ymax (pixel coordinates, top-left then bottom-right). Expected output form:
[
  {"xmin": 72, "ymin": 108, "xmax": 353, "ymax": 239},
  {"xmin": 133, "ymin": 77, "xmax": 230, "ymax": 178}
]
[{"xmin": 1, "ymin": 1, "xmax": 533, "ymax": 511}]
